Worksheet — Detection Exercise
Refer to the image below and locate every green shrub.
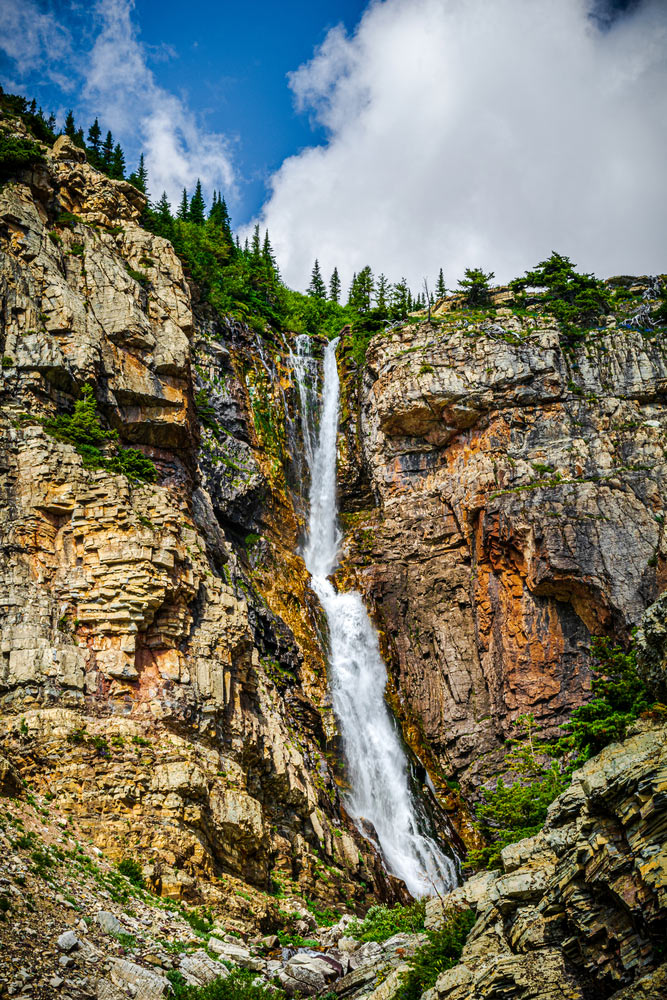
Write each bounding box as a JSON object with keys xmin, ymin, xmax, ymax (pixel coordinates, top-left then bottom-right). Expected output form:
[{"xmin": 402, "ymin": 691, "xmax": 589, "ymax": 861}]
[
  {"xmin": 43, "ymin": 385, "xmax": 157, "ymax": 483},
  {"xmin": 108, "ymin": 447, "xmax": 158, "ymax": 483},
  {"xmin": 396, "ymin": 909, "xmax": 476, "ymax": 1000},
  {"xmin": 276, "ymin": 930, "xmax": 318, "ymax": 948},
  {"xmin": 552, "ymin": 637, "xmax": 652, "ymax": 763},
  {"xmin": 347, "ymin": 901, "xmax": 425, "ymax": 942},
  {"xmin": 118, "ymin": 858, "xmax": 145, "ymax": 888},
  {"xmin": 0, "ymin": 132, "xmax": 45, "ymax": 180},
  {"xmin": 469, "ymin": 639, "xmax": 655, "ymax": 870},
  {"xmin": 167, "ymin": 967, "xmax": 284, "ymax": 1000}
]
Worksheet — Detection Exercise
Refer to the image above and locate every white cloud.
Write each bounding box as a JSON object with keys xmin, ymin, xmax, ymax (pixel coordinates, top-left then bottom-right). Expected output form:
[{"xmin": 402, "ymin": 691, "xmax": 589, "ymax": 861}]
[
  {"xmin": 0, "ymin": 1, "xmax": 72, "ymax": 86},
  {"xmin": 0, "ymin": 0, "xmax": 235, "ymax": 207},
  {"xmin": 82, "ymin": 0, "xmax": 235, "ymax": 205},
  {"xmin": 254, "ymin": 0, "xmax": 667, "ymax": 292}
]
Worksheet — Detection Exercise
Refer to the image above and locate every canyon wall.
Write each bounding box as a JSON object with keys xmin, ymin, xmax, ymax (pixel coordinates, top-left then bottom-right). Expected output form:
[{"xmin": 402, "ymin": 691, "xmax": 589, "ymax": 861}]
[
  {"xmin": 0, "ymin": 130, "xmax": 398, "ymax": 926},
  {"xmin": 339, "ymin": 305, "xmax": 667, "ymax": 797}
]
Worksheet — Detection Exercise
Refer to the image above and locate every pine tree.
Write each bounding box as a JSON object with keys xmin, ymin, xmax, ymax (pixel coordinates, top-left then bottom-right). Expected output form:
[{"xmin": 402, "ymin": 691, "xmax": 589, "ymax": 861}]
[
  {"xmin": 250, "ymin": 224, "xmax": 261, "ymax": 262},
  {"xmin": 349, "ymin": 265, "xmax": 374, "ymax": 313},
  {"xmin": 436, "ymin": 268, "xmax": 447, "ymax": 299},
  {"xmin": 262, "ymin": 231, "xmax": 278, "ymax": 274},
  {"xmin": 329, "ymin": 267, "xmax": 341, "ymax": 303},
  {"xmin": 100, "ymin": 131, "xmax": 114, "ymax": 172},
  {"xmin": 177, "ymin": 188, "xmax": 189, "ymax": 220},
  {"xmin": 189, "ymin": 179, "xmax": 206, "ymax": 224},
  {"xmin": 376, "ymin": 273, "xmax": 389, "ymax": 313},
  {"xmin": 156, "ymin": 192, "xmax": 173, "ymax": 224},
  {"xmin": 74, "ymin": 128, "xmax": 86, "ymax": 150},
  {"xmin": 458, "ymin": 267, "xmax": 494, "ymax": 307},
  {"xmin": 391, "ymin": 278, "xmax": 410, "ymax": 319},
  {"xmin": 347, "ymin": 272, "xmax": 357, "ymax": 307},
  {"xmin": 128, "ymin": 153, "xmax": 148, "ymax": 194},
  {"xmin": 110, "ymin": 143, "xmax": 125, "ymax": 179},
  {"xmin": 87, "ymin": 118, "xmax": 102, "ymax": 164},
  {"xmin": 307, "ymin": 259, "xmax": 327, "ymax": 300},
  {"xmin": 64, "ymin": 110, "xmax": 76, "ymax": 138}
]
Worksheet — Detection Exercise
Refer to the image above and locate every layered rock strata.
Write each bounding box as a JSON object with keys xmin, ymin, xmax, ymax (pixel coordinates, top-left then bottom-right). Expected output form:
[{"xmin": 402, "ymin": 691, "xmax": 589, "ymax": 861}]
[
  {"xmin": 0, "ymin": 129, "xmax": 394, "ymax": 919},
  {"xmin": 424, "ymin": 718, "xmax": 667, "ymax": 999},
  {"xmin": 340, "ymin": 309, "xmax": 667, "ymax": 795}
]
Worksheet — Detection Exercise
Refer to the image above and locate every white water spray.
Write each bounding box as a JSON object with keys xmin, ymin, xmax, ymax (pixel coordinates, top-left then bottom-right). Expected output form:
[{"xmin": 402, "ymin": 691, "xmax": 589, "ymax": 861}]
[{"xmin": 294, "ymin": 337, "xmax": 457, "ymax": 898}]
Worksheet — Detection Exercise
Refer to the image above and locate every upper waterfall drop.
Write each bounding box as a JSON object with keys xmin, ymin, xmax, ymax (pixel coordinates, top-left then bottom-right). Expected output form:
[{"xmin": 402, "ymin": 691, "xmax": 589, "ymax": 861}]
[{"xmin": 294, "ymin": 336, "xmax": 458, "ymax": 898}]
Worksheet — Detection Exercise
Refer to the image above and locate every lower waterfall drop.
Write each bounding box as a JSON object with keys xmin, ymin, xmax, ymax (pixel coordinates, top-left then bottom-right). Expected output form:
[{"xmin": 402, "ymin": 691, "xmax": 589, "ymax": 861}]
[{"xmin": 295, "ymin": 336, "xmax": 458, "ymax": 898}]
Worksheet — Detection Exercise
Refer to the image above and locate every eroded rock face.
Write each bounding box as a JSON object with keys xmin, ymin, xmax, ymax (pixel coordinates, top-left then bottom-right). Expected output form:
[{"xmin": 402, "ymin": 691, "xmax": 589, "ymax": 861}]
[
  {"xmin": 0, "ymin": 130, "xmax": 394, "ymax": 921},
  {"xmin": 424, "ymin": 720, "xmax": 667, "ymax": 1000},
  {"xmin": 342, "ymin": 313, "xmax": 667, "ymax": 793}
]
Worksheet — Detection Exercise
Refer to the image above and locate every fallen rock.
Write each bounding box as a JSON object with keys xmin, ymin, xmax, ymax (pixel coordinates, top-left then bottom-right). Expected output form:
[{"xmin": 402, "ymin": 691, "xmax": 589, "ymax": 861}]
[
  {"xmin": 96, "ymin": 910, "xmax": 122, "ymax": 935},
  {"xmin": 56, "ymin": 930, "xmax": 79, "ymax": 952}
]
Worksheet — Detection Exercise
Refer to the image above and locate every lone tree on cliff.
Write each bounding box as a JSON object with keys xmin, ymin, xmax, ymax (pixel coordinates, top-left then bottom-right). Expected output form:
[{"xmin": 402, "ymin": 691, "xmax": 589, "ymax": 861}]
[{"xmin": 458, "ymin": 267, "xmax": 494, "ymax": 307}]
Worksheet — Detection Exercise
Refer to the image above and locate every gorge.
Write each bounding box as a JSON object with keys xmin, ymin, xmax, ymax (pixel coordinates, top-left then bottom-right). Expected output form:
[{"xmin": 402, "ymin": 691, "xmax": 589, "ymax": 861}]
[{"xmin": 0, "ymin": 106, "xmax": 665, "ymax": 1000}]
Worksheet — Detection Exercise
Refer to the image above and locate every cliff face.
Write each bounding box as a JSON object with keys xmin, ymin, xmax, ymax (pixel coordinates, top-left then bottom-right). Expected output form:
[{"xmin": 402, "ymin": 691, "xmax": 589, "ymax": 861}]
[
  {"xmin": 339, "ymin": 306, "xmax": 666, "ymax": 797},
  {"xmin": 0, "ymin": 132, "xmax": 396, "ymax": 926}
]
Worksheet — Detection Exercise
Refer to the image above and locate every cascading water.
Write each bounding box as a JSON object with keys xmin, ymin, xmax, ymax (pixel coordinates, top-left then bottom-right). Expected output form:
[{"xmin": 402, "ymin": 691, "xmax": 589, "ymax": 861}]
[{"xmin": 293, "ymin": 336, "xmax": 458, "ymax": 898}]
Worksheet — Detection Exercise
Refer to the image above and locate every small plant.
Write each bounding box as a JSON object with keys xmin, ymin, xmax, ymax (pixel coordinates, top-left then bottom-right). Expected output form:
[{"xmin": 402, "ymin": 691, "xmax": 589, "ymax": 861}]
[
  {"xmin": 69, "ymin": 242, "xmax": 84, "ymax": 256},
  {"xmin": 1, "ymin": 355, "xmax": 15, "ymax": 369},
  {"xmin": 347, "ymin": 901, "xmax": 426, "ymax": 942},
  {"xmin": 167, "ymin": 967, "xmax": 284, "ymax": 1000},
  {"xmin": 118, "ymin": 858, "xmax": 145, "ymax": 888},
  {"xmin": 396, "ymin": 909, "xmax": 476, "ymax": 1000},
  {"xmin": 125, "ymin": 264, "xmax": 150, "ymax": 289},
  {"xmin": 67, "ymin": 727, "xmax": 87, "ymax": 745}
]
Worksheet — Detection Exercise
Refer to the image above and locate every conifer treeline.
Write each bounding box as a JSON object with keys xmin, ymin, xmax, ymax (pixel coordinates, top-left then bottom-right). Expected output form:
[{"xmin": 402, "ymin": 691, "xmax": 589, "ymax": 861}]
[{"xmin": 306, "ymin": 260, "xmax": 447, "ymax": 316}]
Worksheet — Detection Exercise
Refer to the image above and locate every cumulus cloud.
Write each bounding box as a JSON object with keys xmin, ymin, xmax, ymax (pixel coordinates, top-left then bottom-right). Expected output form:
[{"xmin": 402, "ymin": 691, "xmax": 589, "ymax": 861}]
[
  {"xmin": 254, "ymin": 0, "xmax": 667, "ymax": 291},
  {"xmin": 82, "ymin": 0, "xmax": 235, "ymax": 205},
  {"xmin": 0, "ymin": 0, "xmax": 235, "ymax": 207}
]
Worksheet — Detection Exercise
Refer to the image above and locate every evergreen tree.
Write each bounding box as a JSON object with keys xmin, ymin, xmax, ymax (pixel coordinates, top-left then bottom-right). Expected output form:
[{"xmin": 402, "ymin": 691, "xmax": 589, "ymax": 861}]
[
  {"xmin": 250, "ymin": 224, "xmax": 262, "ymax": 262},
  {"xmin": 64, "ymin": 110, "xmax": 76, "ymax": 138},
  {"xmin": 458, "ymin": 267, "xmax": 494, "ymax": 307},
  {"xmin": 262, "ymin": 231, "xmax": 278, "ymax": 273},
  {"xmin": 189, "ymin": 179, "xmax": 206, "ymax": 224},
  {"xmin": 87, "ymin": 118, "xmax": 102, "ymax": 164},
  {"xmin": 128, "ymin": 153, "xmax": 148, "ymax": 193},
  {"xmin": 100, "ymin": 130, "xmax": 114, "ymax": 172},
  {"xmin": 347, "ymin": 272, "xmax": 357, "ymax": 307},
  {"xmin": 74, "ymin": 128, "xmax": 86, "ymax": 150},
  {"xmin": 436, "ymin": 268, "xmax": 447, "ymax": 299},
  {"xmin": 329, "ymin": 267, "xmax": 341, "ymax": 303},
  {"xmin": 348, "ymin": 265, "xmax": 374, "ymax": 313},
  {"xmin": 389, "ymin": 278, "xmax": 410, "ymax": 319},
  {"xmin": 155, "ymin": 192, "xmax": 173, "ymax": 225},
  {"xmin": 177, "ymin": 188, "xmax": 189, "ymax": 220},
  {"xmin": 307, "ymin": 259, "xmax": 327, "ymax": 300},
  {"xmin": 110, "ymin": 143, "xmax": 125, "ymax": 179},
  {"xmin": 376, "ymin": 273, "xmax": 389, "ymax": 313}
]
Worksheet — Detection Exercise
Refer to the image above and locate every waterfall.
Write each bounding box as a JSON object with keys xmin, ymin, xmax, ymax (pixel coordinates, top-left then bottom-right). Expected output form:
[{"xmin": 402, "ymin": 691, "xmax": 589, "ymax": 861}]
[{"xmin": 294, "ymin": 336, "xmax": 458, "ymax": 898}]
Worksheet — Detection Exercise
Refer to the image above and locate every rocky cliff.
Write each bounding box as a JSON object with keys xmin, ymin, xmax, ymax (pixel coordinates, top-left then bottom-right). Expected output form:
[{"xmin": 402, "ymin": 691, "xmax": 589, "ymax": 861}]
[
  {"xmin": 0, "ymin": 129, "xmax": 397, "ymax": 930},
  {"xmin": 1, "ymin": 118, "xmax": 666, "ymax": 1000},
  {"xmin": 338, "ymin": 302, "xmax": 666, "ymax": 803}
]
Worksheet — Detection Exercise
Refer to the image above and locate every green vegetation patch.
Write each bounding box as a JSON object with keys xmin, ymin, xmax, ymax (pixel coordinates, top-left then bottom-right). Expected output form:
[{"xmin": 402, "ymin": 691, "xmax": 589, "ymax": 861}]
[
  {"xmin": 348, "ymin": 901, "xmax": 425, "ymax": 942},
  {"xmin": 396, "ymin": 909, "xmax": 476, "ymax": 1000},
  {"xmin": 0, "ymin": 131, "xmax": 45, "ymax": 181},
  {"xmin": 469, "ymin": 636, "xmax": 659, "ymax": 870},
  {"xmin": 43, "ymin": 385, "xmax": 157, "ymax": 483},
  {"xmin": 167, "ymin": 966, "xmax": 282, "ymax": 1000}
]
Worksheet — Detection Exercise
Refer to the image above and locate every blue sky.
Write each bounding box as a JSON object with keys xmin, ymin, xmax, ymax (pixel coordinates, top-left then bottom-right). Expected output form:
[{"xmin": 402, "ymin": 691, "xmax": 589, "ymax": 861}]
[
  {"xmin": 1, "ymin": 0, "xmax": 664, "ymax": 291},
  {"xmin": 0, "ymin": 0, "xmax": 368, "ymax": 228}
]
